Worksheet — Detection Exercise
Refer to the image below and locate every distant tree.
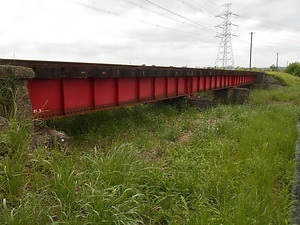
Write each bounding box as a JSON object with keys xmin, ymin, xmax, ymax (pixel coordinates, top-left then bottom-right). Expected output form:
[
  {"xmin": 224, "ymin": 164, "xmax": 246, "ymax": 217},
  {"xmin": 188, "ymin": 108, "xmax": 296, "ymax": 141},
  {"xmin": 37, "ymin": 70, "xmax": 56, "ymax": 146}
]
[
  {"xmin": 285, "ymin": 62, "xmax": 300, "ymax": 76},
  {"xmin": 270, "ymin": 64, "xmax": 276, "ymax": 71},
  {"xmin": 250, "ymin": 67, "xmax": 263, "ymax": 72}
]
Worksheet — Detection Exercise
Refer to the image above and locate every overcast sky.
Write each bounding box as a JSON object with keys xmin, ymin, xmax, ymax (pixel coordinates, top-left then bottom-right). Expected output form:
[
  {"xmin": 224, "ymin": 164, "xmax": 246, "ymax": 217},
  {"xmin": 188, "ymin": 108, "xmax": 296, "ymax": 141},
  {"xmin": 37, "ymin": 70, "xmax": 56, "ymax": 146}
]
[{"xmin": 1, "ymin": 0, "xmax": 299, "ymax": 68}]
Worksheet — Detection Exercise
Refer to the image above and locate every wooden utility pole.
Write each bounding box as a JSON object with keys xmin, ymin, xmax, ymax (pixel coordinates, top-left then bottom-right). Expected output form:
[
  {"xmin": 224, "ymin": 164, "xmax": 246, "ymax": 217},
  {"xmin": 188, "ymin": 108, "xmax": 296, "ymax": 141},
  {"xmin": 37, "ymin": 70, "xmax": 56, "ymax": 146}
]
[
  {"xmin": 276, "ymin": 53, "xmax": 279, "ymax": 71},
  {"xmin": 249, "ymin": 32, "xmax": 254, "ymax": 70}
]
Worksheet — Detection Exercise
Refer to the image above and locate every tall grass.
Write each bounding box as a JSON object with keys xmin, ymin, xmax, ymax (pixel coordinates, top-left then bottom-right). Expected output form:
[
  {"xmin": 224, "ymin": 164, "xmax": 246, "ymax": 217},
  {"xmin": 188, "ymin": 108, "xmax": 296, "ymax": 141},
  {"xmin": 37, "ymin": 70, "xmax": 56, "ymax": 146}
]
[
  {"xmin": 251, "ymin": 72, "xmax": 300, "ymax": 105},
  {"xmin": 267, "ymin": 71, "xmax": 300, "ymax": 87},
  {"xmin": 0, "ymin": 72, "xmax": 299, "ymax": 224}
]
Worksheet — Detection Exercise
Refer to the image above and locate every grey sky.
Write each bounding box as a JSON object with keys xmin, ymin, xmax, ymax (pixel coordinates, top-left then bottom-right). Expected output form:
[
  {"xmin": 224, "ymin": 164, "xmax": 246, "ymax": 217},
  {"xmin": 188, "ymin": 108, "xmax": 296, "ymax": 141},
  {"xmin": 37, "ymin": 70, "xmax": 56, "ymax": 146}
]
[{"xmin": 1, "ymin": 0, "xmax": 299, "ymax": 68}]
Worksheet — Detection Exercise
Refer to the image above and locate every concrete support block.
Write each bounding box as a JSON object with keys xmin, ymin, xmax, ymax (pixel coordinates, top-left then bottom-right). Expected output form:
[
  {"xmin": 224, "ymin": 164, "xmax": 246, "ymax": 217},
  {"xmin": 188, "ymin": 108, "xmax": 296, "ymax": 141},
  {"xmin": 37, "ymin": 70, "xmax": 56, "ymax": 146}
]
[
  {"xmin": 213, "ymin": 89, "xmax": 228, "ymax": 103},
  {"xmin": 227, "ymin": 88, "xmax": 250, "ymax": 104},
  {"xmin": 186, "ymin": 97, "xmax": 214, "ymax": 110},
  {"xmin": 214, "ymin": 87, "xmax": 250, "ymax": 104}
]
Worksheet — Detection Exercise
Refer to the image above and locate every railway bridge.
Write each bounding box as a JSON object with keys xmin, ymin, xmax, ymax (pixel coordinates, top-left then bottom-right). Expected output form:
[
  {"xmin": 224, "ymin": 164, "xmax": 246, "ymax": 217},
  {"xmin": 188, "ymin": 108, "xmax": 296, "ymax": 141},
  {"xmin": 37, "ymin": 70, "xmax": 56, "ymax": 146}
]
[{"xmin": 0, "ymin": 59, "xmax": 264, "ymax": 120}]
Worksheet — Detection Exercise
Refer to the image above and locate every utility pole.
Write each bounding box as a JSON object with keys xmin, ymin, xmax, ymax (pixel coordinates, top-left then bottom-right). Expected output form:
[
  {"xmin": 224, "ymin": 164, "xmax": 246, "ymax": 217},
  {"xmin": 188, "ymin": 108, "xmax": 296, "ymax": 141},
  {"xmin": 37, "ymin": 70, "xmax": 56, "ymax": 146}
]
[
  {"xmin": 276, "ymin": 53, "xmax": 279, "ymax": 71},
  {"xmin": 249, "ymin": 32, "xmax": 254, "ymax": 70},
  {"xmin": 215, "ymin": 3, "xmax": 238, "ymax": 70}
]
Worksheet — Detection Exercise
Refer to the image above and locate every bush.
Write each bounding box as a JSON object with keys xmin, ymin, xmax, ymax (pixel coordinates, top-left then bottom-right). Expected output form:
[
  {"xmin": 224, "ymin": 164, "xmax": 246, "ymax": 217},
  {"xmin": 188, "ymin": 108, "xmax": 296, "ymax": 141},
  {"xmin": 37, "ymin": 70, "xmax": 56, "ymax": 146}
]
[{"xmin": 285, "ymin": 62, "xmax": 300, "ymax": 76}]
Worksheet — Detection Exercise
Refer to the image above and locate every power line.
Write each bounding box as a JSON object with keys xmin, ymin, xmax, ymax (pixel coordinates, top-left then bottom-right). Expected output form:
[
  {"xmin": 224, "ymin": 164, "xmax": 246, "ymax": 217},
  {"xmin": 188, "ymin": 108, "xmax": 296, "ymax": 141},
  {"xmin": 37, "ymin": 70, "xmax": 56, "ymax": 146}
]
[
  {"xmin": 185, "ymin": 0, "xmax": 221, "ymax": 16},
  {"xmin": 234, "ymin": 16, "xmax": 300, "ymax": 42},
  {"xmin": 235, "ymin": 37, "xmax": 300, "ymax": 53},
  {"xmin": 268, "ymin": 36, "xmax": 300, "ymax": 44},
  {"xmin": 73, "ymin": 1, "xmax": 209, "ymax": 37},
  {"xmin": 233, "ymin": 28, "xmax": 300, "ymax": 44},
  {"xmin": 232, "ymin": 24, "xmax": 300, "ymax": 50},
  {"xmin": 140, "ymin": 0, "xmax": 217, "ymax": 33},
  {"xmin": 238, "ymin": 15, "xmax": 300, "ymax": 30},
  {"xmin": 234, "ymin": 15, "xmax": 300, "ymax": 42},
  {"xmin": 253, "ymin": 31, "xmax": 300, "ymax": 44},
  {"xmin": 176, "ymin": 0, "xmax": 213, "ymax": 16},
  {"xmin": 174, "ymin": 0, "xmax": 219, "ymax": 24},
  {"xmin": 254, "ymin": 45, "xmax": 274, "ymax": 59},
  {"xmin": 234, "ymin": 39, "xmax": 285, "ymax": 67},
  {"xmin": 195, "ymin": 0, "xmax": 222, "ymax": 13},
  {"xmin": 236, "ymin": 36, "xmax": 300, "ymax": 52},
  {"xmin": 254, "ymin": 39, "xmax": 300, "ymax": 51},
  {"xmin": 123, "ymin": 0, "xmax": 209, "ymax": 31},
  {"xmin": 188, "ymin": 0, "xmax": 221, "ymax": 13}
]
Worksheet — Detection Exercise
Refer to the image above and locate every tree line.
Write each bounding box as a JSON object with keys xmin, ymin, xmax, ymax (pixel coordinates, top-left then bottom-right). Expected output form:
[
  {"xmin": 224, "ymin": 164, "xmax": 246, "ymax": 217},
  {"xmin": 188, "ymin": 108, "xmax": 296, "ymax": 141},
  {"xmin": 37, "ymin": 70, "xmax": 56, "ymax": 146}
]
[{"xmin": 286, "ymin": 62, "xmax": 300, "ymax": 77}]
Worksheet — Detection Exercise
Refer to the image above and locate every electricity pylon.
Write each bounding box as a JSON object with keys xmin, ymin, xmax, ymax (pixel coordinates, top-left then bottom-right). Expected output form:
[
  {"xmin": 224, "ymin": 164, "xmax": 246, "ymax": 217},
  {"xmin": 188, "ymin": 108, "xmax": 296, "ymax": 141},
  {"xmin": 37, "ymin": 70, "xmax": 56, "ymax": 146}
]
[{"xmin": 215, "ymin": 3, "xmax": 238, "ymax": 69}]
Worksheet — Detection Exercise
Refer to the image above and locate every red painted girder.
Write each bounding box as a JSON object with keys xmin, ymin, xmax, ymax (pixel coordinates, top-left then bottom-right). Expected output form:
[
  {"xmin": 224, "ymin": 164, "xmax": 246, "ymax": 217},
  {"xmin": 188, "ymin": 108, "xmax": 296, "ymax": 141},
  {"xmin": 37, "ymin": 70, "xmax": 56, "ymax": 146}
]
[{"xmin": 28, "ymin": 75, "xmax": 254, "ymax": 120}]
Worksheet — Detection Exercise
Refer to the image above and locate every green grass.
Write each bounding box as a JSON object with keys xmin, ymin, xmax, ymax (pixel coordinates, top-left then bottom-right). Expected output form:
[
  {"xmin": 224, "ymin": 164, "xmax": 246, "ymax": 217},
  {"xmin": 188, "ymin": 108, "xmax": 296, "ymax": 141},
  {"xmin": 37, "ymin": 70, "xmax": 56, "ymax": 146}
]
[
  {"xmin": 0, "ymin": 72, "xmax": 299, "ymax": 224},
  {"xmin": 267, "ymin": 71, "xmax": 300, "ymax": 87},
  {"xmin": 251, "ymin": 72, "xmax": 300, "ymax": 105}
]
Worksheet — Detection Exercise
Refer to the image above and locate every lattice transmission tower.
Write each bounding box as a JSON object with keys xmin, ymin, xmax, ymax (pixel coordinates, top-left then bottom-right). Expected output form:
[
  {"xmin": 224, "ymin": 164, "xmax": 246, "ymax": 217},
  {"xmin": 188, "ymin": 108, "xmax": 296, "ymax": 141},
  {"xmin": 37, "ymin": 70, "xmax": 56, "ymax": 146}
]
[{"xmin": 215, "ymin": 3, "xmax": 238, "ymax": 69}]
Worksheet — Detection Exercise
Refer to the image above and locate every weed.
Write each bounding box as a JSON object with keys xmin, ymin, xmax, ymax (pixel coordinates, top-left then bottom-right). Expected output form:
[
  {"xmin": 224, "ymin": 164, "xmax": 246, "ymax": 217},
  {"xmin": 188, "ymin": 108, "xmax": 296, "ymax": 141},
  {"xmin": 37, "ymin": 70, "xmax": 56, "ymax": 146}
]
[{"xmin": 267, "ymin": 71, "xmax": 300, "ymax": 87}]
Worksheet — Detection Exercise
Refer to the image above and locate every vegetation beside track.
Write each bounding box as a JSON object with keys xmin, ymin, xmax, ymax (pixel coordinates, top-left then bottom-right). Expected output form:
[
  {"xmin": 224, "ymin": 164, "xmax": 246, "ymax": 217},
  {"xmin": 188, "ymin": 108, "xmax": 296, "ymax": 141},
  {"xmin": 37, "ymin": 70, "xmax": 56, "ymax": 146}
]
[
  {"xmin": 251, "ymin": 71, "xmax": 300, "ymax": 105},
  {"xmin": 0, "ymin": 71, "xmax": 299, "ymax": 224}
]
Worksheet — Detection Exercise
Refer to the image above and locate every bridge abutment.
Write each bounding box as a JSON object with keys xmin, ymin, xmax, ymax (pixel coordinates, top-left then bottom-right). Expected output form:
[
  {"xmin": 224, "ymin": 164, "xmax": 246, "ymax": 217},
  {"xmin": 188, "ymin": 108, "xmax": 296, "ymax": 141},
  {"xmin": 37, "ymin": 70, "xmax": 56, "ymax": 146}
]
[{"xmin": 0, "ymin": 65, "xmax": 35, "ymax": 122}]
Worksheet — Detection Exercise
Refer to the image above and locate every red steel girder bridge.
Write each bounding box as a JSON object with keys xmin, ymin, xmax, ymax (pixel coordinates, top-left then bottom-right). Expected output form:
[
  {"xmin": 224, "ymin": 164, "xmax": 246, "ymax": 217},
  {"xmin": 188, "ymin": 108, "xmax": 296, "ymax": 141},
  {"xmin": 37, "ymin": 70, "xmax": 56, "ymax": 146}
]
[{"xmin": 0, "ymin": 59, "xmax": 262, "ymax": 120}]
